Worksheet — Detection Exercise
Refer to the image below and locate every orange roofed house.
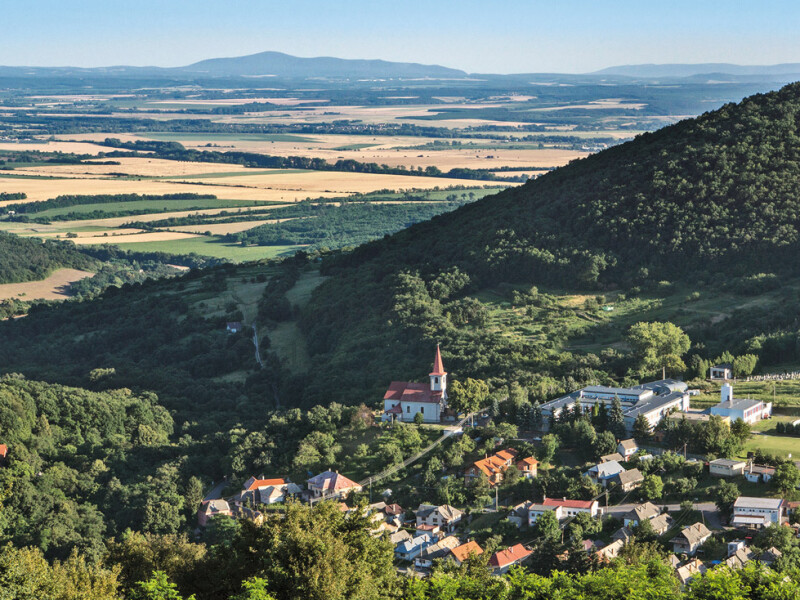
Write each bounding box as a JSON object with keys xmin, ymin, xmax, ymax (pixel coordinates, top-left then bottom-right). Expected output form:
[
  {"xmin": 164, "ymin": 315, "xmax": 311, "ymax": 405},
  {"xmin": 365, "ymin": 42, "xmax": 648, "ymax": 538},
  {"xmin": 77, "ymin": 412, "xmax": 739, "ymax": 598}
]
[
  {"xmin": 465, "ymin": 448, "xmax": 538, "ymax": 487},
  {"xmin": 382, "ymin": 346, "xmax": 448, "ymax": 424},
  {"xmin": 449, "ymin": 540, "xmax": 483, "ymax": 566}
]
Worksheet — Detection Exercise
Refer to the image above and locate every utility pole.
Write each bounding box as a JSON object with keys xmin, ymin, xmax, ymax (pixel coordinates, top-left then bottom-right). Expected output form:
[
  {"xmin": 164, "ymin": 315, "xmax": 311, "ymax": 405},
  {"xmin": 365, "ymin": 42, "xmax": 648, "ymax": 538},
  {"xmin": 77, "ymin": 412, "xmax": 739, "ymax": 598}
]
[{"xmin": 495, "ymin": 485, "xmax": 499, "ymax": 512}]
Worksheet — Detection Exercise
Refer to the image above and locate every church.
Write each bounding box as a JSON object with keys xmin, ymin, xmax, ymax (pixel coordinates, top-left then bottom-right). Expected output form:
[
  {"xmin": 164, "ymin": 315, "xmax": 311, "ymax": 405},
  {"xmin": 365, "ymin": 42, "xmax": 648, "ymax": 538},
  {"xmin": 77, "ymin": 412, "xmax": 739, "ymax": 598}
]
[{"xmin": 382, "ymin": 345, "xmax": 448, "ymax": 423}]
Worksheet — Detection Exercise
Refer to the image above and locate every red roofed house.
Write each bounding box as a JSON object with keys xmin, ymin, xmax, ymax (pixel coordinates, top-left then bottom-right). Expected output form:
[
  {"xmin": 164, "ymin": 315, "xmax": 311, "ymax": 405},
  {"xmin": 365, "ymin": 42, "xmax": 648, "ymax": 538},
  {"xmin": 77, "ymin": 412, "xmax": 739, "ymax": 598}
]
[
  {"xmin": 528, "ymin": 497, "xmax": 601, "ymax": 524},
  {"xmin": 489, "ymin": 543, "xmax": 533, "ymax": 573},
  {"xmin": 0, "ymin": 444, "xmax": 7, "ymax": 461},
  {"xmin": 307, "ymin": 470, "xmax": 363, "ymax": 500},
  {"xmin": 382, "ymin": 346, "xmax": 448, "ymax": 424}
]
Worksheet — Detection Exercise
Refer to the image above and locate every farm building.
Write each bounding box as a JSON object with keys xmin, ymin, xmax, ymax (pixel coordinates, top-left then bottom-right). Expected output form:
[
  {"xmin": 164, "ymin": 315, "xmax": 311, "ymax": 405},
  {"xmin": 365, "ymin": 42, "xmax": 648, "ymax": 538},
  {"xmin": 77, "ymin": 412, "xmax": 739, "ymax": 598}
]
[{"xmin": 731, "ymin": 497, "xmax": 784, "ymax": 528}]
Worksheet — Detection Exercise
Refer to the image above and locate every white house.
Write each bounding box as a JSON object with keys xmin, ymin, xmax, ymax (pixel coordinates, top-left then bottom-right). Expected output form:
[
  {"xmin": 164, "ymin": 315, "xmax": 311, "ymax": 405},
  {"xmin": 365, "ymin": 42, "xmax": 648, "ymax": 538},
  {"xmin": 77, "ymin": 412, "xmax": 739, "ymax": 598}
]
[
  {"xmin": 617, "ymin": 439, "xmax": 638, "ymax": 460},
  {"xmin": 670, "ymin": 522, "xmax": 711, "ymax": 556},
  {"xmin": 584, "ymin": 460, "xmax": 625, "ymax": 487},
  {"xmin": 415, "ymin": 504, "xmax": 463, "ymax": 532},
  {"xmin": 623, "ymin": 502, "xmax": 660, "ymax": 528},
  {"xmin": 529, "ymin": 497, "xmax": 600, "ymax": 524},
  {"xmin": 732, "ymin": 497, "xmax": 784, "ymax": 528},
  {"xmin": 709, "ymin": 364, "xmax": 733, "ymax": 380},
  {"xmin": 382, "ymin": 346, "xmax": 448, "ymax": 423}
]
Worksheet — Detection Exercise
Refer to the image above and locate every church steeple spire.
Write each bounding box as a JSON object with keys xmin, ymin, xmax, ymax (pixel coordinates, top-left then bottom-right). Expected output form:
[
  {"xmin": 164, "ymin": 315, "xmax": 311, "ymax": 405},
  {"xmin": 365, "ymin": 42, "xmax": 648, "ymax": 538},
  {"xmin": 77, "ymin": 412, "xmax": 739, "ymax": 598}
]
[{"xmin": 430, "ymin": 345, "xmax": 447, "ymax": 395}]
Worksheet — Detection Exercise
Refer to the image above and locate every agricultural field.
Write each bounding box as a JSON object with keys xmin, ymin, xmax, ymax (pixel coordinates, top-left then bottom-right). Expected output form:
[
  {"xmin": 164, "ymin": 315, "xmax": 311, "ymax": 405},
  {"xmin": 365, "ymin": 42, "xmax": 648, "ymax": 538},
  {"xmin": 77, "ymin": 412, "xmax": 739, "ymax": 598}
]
[{"xmin": 0, "ymin": 268, "xmax": 93, "ymax": 301}]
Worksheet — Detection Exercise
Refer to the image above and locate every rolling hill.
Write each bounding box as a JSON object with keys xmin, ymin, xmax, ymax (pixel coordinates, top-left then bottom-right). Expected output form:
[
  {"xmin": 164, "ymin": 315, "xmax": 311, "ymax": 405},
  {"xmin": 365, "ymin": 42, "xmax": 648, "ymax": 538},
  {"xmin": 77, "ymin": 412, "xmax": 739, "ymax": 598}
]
[{"xmin": 290, "ymin": 80, "xmax": 800, "ymax": 403}]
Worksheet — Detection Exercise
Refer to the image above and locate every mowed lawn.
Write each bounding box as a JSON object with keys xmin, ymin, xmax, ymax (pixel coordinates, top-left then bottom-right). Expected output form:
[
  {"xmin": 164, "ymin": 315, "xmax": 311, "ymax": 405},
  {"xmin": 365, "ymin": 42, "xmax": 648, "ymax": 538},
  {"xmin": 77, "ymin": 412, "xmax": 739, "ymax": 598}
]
[
  {"xmin": 743, "ymin": 434, "xmax": 800, "ymax": 458},
  {"xmin": 113, "ymin": 236, "xmax": 303, "ymax": 261}
]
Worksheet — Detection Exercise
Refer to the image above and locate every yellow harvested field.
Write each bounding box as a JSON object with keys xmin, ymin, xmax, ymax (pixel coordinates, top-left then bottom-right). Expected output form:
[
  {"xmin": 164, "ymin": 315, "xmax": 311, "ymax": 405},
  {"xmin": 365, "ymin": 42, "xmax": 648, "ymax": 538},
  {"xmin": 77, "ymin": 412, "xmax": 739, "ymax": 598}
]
[
  {"xmin": 21, "ymin": 157, "xmax": 256, "ymax": 178},
  {"xmin": 165, "ymin": 220, "xmax": 287, "ymax": 235},
  {"xmin": 0, "ymin": 141, "xmax": 120, "ymax": 155},
  {"xmin": 70, "ymin": 231, "xmax": 201, "ymax": 245},
  {"xmin": 161, "ymin": 170, "xmax": 485, "ymax": 194},
  {"xmin": 0, "ymin": 175, "xmax": 339, "ymax": 204},
  {"xmin": 0, "ymin": 268, "xmax": 93, "ymax": 301}
]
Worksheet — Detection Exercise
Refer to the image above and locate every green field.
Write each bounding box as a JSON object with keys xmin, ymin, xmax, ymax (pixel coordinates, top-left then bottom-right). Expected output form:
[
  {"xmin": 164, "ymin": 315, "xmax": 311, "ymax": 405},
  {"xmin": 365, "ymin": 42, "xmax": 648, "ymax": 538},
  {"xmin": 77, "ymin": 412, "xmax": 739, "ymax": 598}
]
[
  {"xmin": 31, "ymin": 198, "xmax": 261, "ymax": 218},
  {"xmin": 331, "ymin": 143, "xmax": 379, "ymax": 151},
  {"xmin": 143, "ymin": 132, "xmax": 318, "ymax": 143},
  {"xmin": 743, "ymin": 434, "xmax": 800, "ymax": 458},
  {"xmin": 113, "ymin": 236, "xmax": 302, "ymax": 261}
]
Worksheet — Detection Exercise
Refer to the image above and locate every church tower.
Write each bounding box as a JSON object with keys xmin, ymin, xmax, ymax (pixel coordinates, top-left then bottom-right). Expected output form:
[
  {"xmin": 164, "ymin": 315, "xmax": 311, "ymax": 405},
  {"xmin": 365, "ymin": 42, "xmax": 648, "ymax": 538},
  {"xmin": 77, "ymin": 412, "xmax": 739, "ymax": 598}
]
[{"xmin": 429, "ymin": 344, "xmax": 447, "ymax": 398}]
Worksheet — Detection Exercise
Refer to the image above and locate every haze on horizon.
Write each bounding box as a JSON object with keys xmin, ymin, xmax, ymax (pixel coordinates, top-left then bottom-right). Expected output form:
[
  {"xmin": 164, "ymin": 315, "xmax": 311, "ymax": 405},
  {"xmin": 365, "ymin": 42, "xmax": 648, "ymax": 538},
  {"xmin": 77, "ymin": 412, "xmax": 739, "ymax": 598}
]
[{"xmin": 4, "ymin": 0, "xmax": 800, "ymax": 74}]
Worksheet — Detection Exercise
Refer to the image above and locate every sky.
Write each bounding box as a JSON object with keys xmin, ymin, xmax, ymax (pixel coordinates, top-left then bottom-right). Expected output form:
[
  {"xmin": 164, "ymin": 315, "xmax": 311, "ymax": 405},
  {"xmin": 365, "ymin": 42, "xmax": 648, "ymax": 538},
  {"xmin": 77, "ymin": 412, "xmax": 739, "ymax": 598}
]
[{"xmin": 3, "ymin": 1, "xmax": 800, "ymax": 73}]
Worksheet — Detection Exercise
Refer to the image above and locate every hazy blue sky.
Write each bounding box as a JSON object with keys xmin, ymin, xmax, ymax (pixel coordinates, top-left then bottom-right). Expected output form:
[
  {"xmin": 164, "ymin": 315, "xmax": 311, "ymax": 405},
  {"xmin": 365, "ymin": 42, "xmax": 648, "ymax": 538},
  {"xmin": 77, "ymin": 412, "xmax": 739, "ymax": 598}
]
[{"xmin": 4, "ymin": 1, "xmax": 800, "ymax": 73}]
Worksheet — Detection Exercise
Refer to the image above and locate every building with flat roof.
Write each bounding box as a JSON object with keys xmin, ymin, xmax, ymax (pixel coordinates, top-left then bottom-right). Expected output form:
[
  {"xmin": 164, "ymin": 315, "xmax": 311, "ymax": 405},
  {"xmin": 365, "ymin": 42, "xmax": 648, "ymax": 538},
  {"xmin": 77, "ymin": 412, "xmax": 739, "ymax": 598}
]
[
  {"xmin": 540, "ymin": 379, "xmax": 689, "ymax": 434},
  {"xmin": 732, "ymin": 497, "xmax": 784, "ymax": 528},
  {"xmin": 710, "ymin": 384, "xmax": 771, "ymax": 424}
]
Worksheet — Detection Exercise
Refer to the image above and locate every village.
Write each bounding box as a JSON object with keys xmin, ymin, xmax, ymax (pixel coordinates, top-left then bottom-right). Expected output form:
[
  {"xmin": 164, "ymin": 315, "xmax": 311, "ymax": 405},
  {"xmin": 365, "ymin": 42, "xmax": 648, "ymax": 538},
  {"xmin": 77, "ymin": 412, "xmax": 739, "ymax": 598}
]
[{"xmin": 193, "ymin": 347, "xmax": 798, "ymax": 587}]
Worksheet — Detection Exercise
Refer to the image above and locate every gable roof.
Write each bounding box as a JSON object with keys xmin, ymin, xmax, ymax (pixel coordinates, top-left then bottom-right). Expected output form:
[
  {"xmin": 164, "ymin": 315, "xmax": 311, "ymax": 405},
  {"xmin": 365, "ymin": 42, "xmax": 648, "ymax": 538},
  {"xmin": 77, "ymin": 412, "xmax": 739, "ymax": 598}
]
[
  {"xmin": 650, "ymin": 513, "xmax": 673, "ymax": 532},
  {"xmin": 450, "ymin": 540, "xmax": 483, "ymax": 563},
  {"xmin": 589, "ymin": 460, "xmax": 625, "ymax": 478},
  {"xmin": 625, "ymin": 502, "xmax": 660, "ymax": 522},
  {"xmin": 676, "ymin": 558, "xmax": 706, "ymax": 585},
  {"xmin": 672, "ymin": 522, "xmax": 711, "ymax": 546},
  {"xmin": 202, "ymin": 499, "xmax": 231, "ymax": 515},
  {"xmin": 244, "ymin": 476, "xmax": 286, "ymax": 491},
  {"xmin": 489, "ymin": 544, "xmax": 532, "ymax": 569},
  {"xmin": 430, "ymin": 345, "xmax": 446, "ymax": 376},
  {"xmin": 416, "ymin": 503, "xmax": 462, "ymax": 521},
  {"xmin": 517, "ymin": 456, "xmax": 539, "ymax": 468},
  {"xmin": 542, "ymin": 497, "xmax": 595, "ymax": 509},
  {"xmin": 618, "ymin": 439, "xmax": 638, "ymax": 451},
  {"xmin": 384, "ymin": 503, "xmax": 404, "ymax": 516},
  {"xmin": 384, "ymin": 381, "xmax": 443, "ymax": 404},
  {"xmin": 600, "ymin": 452, "xmax": 624, "ymax": 463},
  {"xmin": 307, "ymin": 470, "xmax": 361, "ymax": 492},
  {"xmin": 418, "ymin": 535, "xmax": 461, "ymax": 560},
  {"xmin": 617, "ymin": 468, "xmax": 644, "ymax": 486}
]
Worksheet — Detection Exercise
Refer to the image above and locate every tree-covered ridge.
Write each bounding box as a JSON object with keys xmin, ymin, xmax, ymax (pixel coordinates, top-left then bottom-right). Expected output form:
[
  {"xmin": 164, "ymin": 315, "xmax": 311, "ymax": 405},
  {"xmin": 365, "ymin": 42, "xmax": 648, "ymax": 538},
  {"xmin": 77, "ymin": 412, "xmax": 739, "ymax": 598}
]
[
  {"xmin": 0, "ymin": 231, "xmax": 98, "ymax": 284},
  {"xmin": 0, "ymin": 375, "xmax": 177, "ymax": 560},
  {"xmin": 320, "ymin": 81, "xmax": 800, "ymax": 289}
]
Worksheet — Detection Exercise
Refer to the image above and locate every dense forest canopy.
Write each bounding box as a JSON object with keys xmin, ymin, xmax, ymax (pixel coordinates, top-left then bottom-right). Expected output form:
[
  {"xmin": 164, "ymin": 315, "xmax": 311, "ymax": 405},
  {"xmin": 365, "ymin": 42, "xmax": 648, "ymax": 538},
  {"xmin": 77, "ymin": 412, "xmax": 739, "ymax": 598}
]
[{"xmin": 0, "ymin": 231, "xmax": 98, "ymax": 284}]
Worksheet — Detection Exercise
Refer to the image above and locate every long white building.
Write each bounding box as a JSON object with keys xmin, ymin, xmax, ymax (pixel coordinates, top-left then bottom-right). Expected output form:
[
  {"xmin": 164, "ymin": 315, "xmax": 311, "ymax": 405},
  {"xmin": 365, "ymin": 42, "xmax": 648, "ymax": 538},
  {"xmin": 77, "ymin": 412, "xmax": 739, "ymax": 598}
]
[{"xmin": 540, "ymin": 379, "xmax": 689, "ymax": 433}]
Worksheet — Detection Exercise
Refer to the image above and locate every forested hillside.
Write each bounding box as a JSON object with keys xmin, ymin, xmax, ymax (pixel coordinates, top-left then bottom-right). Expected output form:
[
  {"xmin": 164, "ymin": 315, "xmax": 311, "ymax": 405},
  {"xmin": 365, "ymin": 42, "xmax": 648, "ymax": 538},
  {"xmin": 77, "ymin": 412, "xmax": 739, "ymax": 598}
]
[
  {"xmin": 293, "ymin": 81, "xmax": 800, "ymax": 405},
  {"xmin": 0, "ymin": 231, "xmax": 98, "ymax": 283}
]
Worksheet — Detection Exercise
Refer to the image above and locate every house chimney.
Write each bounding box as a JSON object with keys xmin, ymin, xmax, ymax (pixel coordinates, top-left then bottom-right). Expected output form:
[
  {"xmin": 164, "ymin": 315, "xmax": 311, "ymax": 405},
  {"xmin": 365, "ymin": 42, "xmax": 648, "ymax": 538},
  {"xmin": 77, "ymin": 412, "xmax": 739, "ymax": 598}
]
[{"xmin": 721, "ymin": 383, "xmax": 733, "ymax": 405}]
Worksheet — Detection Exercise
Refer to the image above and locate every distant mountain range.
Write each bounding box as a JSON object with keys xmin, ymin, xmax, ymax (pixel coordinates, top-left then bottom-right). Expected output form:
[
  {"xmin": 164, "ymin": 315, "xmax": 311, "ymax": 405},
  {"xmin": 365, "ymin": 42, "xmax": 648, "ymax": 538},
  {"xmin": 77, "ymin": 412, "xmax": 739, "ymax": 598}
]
[
  {"xmin": 0, "ymin": 51, "xmax": 799, "ymax": 82},
  {"xmin": 593, "ymin": 63, "xmax": 800, "ymax": 79}
]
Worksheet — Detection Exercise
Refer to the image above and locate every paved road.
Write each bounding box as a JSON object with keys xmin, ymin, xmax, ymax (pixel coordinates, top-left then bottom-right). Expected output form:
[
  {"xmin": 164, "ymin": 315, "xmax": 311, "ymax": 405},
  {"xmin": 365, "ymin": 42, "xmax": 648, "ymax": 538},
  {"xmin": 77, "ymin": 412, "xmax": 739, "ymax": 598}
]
[
  {"xmin": 603, "ymin": 501, "xmax": 722, "ymax": 529},
  {"xmin": 203, "ymin": 478, "xmax": 229, "ymax": 502}
]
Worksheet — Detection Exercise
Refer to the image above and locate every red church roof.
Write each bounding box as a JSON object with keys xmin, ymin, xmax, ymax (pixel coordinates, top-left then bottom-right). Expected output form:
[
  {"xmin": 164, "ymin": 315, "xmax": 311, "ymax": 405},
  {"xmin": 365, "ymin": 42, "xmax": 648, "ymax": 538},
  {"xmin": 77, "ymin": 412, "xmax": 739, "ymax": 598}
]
[
  {"xmin": 430, "ymin": 344, "xmax": 446, "ymax": 376},
  {"xmin": 384, "ymin": 382, "xmax": 442, "ymax": 404}
]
